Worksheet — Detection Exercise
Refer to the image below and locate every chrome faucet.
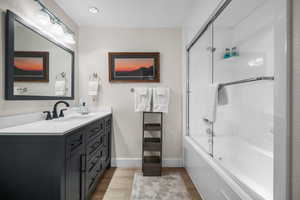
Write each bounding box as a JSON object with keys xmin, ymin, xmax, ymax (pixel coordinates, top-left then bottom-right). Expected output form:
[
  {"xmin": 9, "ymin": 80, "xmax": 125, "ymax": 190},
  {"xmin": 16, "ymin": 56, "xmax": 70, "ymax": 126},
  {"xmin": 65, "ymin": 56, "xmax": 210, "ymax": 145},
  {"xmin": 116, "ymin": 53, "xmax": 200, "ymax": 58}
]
[{"xmin": 52, "ymin": 101, "xmax": 70, "ymax": 119}]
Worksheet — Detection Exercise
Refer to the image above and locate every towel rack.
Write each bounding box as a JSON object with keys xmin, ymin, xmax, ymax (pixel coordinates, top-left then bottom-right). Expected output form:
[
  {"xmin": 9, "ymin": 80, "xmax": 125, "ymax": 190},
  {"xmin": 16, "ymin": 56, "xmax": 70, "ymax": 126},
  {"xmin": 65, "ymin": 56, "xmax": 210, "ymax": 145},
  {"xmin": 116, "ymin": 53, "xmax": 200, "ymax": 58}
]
[
  {"xmin": 89, "ymin": 73, "xmax": 100, "ymax": 81},
  {"xmin": 55, "ymin": 72, "xmax": 66, "ymax": 80},
  {"xmin": 219, "ymin": 76, "xmax": 274, "ymax": 87}
]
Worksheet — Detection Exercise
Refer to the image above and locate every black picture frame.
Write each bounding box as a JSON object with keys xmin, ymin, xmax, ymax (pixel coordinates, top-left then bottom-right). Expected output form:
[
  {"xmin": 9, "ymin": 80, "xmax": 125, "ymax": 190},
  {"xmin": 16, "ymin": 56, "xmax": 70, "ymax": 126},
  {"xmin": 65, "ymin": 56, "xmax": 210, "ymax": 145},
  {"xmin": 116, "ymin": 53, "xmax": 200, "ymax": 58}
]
[
  {"xmin": 14, "ymin": 51, "xmax": 49, "ymax": 82},
  {"xmin": 109, "ymin": 52, "xmax": 160, "ymax": 82},
  {"xmin": 5, "ymin": 10, "xmax": 75, "ymax": 100}
]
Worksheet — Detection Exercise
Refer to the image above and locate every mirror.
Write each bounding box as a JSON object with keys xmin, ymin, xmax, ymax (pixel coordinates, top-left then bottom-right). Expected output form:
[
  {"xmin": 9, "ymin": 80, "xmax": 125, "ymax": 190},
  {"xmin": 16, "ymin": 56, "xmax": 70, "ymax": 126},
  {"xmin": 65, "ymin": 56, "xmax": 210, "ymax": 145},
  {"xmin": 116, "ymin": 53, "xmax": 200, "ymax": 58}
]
[{"xmin": 5, "ymin": 10, "xmax": 74, "ymax": 100}]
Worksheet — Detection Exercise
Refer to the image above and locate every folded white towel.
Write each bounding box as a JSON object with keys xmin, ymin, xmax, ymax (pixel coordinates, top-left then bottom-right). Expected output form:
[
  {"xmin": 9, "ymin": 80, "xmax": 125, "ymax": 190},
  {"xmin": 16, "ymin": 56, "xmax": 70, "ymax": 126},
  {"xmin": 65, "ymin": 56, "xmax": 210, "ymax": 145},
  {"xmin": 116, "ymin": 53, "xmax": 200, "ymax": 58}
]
[
  {"xmin": 203, "ymin": 84, "xmax": 219, "ymax": 123},
  {"xmin": 135, "ymin": 88, "xmax": 152, "ymax": 112},
  {"xmin": 55, "ymin": 80, "xmax": 66, "ymax": 96},
  {"xmin": 153, "ymin": 87, "xmax": 170, "ymax": 113},
  {"xmin": 88, "ymin": 80, "xmax": 99, "ymax": 96}
]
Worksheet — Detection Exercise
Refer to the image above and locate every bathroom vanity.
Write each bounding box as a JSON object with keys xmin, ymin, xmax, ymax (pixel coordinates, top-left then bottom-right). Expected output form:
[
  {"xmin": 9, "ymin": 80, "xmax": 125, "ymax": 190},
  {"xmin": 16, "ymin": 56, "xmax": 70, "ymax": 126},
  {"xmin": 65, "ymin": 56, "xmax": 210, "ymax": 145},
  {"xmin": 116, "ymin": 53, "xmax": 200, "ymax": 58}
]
[{"xmin": 0, "ymin": 112, "xmax": 112, "ymax": 200}]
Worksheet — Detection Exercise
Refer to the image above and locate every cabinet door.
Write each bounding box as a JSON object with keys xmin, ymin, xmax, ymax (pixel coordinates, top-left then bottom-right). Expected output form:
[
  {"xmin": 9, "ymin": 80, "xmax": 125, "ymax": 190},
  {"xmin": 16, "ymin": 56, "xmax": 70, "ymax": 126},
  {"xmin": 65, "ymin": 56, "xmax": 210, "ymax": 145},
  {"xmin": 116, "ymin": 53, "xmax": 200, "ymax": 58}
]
[
  {"xmin": 104, "ymin": 116, "xmax": 112, "ymax": 167},
  {"xmin": 66, "ymin": 148, "xmax": 85, "ymax": 200},
  {"xmin": 105, "ymin": 127, "xmax": 111, "ymax": 163}
]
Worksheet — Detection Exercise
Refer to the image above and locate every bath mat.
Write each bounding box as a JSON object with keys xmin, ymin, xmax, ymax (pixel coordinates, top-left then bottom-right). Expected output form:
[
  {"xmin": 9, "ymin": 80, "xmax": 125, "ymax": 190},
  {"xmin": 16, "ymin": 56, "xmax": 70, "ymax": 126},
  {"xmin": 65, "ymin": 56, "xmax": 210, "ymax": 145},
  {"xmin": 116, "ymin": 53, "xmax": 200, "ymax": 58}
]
[{"xmin": 131, "ymin": 172, "xmax": 192, "ymax": 200}]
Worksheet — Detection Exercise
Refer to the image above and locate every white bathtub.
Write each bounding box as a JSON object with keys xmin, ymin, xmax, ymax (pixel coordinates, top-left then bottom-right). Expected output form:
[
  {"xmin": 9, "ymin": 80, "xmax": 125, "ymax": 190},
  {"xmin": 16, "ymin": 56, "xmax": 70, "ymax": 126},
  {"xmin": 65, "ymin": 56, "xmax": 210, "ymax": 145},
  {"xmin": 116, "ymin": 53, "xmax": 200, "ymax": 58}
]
[
  {"xmin": 184, "ymin": 136, "xmax": 273, "ymax": 200},
  {"xmin": 214, "ymin": 136, "xmax": 273, "ymax": 200}
]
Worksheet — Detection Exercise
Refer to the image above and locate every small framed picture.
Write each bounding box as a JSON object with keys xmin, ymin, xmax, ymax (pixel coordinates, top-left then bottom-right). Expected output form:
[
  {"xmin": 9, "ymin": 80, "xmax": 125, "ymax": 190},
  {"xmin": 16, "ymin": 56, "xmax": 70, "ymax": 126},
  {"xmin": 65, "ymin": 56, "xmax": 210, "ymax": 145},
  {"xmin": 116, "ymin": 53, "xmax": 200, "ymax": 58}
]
[
  {"xmin": 14, "ymin": 51, "xmax": 49, "ymax": 82},
  {"xmin": 109, "ymin": 52, "xmax": 160, "ymax": 82}
]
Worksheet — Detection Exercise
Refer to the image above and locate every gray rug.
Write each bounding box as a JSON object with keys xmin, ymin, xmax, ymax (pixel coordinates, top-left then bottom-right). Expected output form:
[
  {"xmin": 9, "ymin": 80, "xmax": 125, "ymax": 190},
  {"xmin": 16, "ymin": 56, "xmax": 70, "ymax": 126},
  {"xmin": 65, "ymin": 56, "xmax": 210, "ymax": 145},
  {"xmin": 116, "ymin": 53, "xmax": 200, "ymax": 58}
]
[{"xmin": 131, "ymin": 172, "xmax": 192, "ymax": 200}]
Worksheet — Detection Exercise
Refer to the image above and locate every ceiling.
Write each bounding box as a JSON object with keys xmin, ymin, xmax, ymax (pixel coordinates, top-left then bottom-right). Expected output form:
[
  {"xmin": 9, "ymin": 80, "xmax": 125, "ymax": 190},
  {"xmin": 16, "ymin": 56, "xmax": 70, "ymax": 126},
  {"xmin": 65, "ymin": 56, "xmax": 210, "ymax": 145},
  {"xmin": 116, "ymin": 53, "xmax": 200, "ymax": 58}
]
[{"xmin": 54, "ymin": 0, "xmax": 194, "ymax": 28}]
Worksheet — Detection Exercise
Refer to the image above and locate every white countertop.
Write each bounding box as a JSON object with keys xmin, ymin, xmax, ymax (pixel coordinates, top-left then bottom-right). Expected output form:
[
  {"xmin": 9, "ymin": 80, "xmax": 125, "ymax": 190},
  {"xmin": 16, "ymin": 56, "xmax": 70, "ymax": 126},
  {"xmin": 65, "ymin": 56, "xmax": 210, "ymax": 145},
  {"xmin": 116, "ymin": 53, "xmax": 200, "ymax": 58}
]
[{"xmin": 0, "ymin": 111, "xmax": 111, "ymax": 136}]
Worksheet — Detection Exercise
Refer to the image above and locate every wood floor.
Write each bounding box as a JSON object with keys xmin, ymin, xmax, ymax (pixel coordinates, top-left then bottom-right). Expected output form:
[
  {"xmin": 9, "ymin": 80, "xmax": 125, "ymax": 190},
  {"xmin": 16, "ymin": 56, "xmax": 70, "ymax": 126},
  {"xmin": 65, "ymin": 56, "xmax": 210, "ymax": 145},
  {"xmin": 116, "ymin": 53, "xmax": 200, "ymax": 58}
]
[{"xmin": 91, "ymin": 168, "xmax": 202, "ymax": 200}]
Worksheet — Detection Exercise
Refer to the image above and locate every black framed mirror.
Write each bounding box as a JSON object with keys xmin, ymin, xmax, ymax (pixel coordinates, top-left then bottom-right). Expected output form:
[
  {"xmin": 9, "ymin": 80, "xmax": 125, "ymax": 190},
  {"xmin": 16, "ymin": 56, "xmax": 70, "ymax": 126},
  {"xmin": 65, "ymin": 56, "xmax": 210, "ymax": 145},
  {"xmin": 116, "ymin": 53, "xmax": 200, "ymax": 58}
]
[{"xmin": 5, "ymin": 10, "xmax": 75, "ymax": 100}]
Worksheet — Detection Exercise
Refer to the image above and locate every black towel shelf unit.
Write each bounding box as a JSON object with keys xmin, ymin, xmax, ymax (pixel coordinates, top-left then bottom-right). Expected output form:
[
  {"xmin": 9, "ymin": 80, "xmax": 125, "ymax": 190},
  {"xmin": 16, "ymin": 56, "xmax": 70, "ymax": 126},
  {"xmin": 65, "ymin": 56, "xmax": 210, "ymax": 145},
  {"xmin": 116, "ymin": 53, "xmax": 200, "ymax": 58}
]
[{"xmin": 142, "ymin": 112, "xmax": 163, "ymax": 176}]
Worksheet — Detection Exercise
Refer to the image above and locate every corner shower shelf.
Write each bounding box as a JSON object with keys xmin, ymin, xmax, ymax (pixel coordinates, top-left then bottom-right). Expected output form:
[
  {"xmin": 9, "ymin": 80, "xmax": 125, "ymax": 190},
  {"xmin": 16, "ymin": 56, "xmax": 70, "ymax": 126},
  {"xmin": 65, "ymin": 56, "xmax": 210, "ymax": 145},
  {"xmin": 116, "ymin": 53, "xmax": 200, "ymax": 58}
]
[
  {"xmin": 221, "ymin": 56, "xmax": 240, "ymax": 61},
  {"xmin": 142, "ymin": 112, "xmax": 163, "ymax": 176}
]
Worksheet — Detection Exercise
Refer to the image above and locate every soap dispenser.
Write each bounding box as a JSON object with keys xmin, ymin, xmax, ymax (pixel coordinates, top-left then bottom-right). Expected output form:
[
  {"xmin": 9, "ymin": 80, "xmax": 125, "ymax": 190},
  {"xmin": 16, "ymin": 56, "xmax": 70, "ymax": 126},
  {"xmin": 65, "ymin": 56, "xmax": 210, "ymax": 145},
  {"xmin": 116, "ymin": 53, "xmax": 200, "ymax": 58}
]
[{"xmin": 80, "ymin": 102, "xmax": 89, "ymax": 115}]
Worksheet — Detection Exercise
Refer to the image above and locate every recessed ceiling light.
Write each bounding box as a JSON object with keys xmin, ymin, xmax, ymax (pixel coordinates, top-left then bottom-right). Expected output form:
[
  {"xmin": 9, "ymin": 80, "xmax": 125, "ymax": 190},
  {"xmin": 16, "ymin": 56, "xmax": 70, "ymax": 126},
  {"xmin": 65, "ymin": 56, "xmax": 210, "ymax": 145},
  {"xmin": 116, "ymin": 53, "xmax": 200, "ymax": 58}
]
[{"xmin": 89, "ymin": 7, "xmax": 99, "ymax": 14}]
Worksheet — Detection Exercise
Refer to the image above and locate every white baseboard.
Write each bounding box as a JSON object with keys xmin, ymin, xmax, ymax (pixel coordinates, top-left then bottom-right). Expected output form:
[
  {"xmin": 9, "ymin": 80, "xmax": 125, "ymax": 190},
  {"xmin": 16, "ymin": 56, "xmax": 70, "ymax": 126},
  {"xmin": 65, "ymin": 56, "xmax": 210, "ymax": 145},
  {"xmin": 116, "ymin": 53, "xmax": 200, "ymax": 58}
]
[{"xmin": 111, "ymin": 158, "xmax": 183, "ymax": 168}]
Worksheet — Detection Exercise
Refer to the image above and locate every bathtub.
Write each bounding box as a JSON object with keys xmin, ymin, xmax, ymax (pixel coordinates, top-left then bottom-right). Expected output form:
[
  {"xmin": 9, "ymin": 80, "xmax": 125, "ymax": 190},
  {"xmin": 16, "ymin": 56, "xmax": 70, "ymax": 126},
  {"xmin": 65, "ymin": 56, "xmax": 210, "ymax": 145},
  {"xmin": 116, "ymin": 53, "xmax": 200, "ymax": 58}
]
[{"xmin": 184, "ymin": 136, "xmax": 273, "ymax": 200}]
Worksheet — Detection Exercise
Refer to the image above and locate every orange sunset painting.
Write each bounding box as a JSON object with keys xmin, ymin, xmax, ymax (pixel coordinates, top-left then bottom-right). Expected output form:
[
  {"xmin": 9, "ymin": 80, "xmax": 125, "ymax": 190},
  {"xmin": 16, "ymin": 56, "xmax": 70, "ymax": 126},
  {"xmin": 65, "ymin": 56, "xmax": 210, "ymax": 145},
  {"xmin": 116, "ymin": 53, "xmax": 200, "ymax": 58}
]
[
  {"xmin": 14, "ymin": 57, "xmax": 43, "ymax": 72},
  {"xmin": 109, "ymin": 52, "xmax": 160, "ymax": 82},
  {"xmin": 14, "ymin": 51, "xmax": 49, "ymax": 82},
  {"xmin": 115, "ymin": 58, "xmax": 155, "ymax": 77}
]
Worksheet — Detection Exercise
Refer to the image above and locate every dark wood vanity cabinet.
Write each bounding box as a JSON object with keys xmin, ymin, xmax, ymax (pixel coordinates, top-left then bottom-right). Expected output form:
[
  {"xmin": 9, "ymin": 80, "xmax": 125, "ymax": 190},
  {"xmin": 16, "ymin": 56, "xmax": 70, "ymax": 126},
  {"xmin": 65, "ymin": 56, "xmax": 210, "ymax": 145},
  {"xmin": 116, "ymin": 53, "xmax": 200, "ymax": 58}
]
[
  {"xmin": 0, "ymin": 114, "xmax": 112, "ymax": 200},
  {"xmin": 66, "ymin": 129, "xmax": 85, "ymax": 200}
]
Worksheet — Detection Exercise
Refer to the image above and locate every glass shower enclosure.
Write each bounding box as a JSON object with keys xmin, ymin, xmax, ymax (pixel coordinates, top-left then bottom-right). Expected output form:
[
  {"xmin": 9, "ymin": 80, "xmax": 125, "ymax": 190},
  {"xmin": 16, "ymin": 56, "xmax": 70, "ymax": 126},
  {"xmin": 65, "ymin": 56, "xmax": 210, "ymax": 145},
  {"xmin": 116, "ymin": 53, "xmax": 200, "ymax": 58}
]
[{"xmin": 187, "ymin": 0, "xmax": 275, "ymax": 199}]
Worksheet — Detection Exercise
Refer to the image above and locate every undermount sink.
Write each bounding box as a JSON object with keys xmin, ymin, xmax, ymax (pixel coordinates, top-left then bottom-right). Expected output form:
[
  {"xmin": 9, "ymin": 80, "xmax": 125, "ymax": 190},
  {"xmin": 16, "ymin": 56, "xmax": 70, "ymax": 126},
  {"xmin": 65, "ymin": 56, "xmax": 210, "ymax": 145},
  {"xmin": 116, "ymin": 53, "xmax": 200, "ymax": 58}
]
[{"xmin": 53, "ymin": 113, "xmax": 96, "ymax": 122}]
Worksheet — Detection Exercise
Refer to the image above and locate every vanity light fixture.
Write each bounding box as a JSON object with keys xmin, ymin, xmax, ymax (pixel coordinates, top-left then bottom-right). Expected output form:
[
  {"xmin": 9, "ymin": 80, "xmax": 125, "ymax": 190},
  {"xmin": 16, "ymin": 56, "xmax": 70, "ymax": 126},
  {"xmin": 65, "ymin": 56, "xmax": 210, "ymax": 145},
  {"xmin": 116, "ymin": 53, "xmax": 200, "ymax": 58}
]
[
  {"xmin": 89, "ymin": 7, "xmax": 100, "ymax": 14},
  {"xmin": 34, "ymin": 0, "xmax": 76, "ymax": 44}
]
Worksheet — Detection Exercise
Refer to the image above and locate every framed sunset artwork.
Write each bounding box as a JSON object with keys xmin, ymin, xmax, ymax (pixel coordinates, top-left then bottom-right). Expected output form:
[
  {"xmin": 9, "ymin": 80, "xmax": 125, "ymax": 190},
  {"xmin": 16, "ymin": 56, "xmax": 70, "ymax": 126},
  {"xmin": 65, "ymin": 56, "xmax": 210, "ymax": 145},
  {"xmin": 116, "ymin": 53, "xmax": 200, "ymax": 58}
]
[
  {"xmin": 14, "ymin": 51, "xmax": 49, "ymax": 82},
  {"xmin": 109, "ymin": 52, "xmax": 160, "ymax": 82}
]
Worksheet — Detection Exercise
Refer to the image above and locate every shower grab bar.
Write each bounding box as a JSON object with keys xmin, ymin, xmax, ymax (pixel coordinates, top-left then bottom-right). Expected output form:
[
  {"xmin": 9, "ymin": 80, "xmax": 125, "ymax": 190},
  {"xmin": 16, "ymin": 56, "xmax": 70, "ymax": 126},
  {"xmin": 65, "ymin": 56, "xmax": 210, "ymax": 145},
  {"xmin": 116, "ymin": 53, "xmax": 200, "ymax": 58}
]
[{"xmin": 219, "ymin": 76, "xmax": 274, "ymax": 87}]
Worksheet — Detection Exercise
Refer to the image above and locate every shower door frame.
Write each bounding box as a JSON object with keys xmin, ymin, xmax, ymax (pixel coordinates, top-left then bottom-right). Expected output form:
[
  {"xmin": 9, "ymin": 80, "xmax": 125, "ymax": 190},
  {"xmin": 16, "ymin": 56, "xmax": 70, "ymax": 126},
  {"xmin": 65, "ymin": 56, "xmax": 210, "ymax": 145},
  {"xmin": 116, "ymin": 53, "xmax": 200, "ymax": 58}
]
[{"xmin": 185, "ymin": 0, "xmax": 291, "ymax": 199}]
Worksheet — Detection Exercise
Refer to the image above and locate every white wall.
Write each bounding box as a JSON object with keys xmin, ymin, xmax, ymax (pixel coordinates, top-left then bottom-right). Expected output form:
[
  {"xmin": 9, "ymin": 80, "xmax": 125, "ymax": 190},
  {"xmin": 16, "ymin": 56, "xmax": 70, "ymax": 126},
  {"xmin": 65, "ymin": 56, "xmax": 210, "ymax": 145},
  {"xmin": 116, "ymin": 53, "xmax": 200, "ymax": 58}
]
[
  {"xmin": 79, "ymin": 27, "xmax": 183, "ymax": 166},
  {"xmin": 0, "ymin": 0, "xmax": 79, "ymax": 116}
]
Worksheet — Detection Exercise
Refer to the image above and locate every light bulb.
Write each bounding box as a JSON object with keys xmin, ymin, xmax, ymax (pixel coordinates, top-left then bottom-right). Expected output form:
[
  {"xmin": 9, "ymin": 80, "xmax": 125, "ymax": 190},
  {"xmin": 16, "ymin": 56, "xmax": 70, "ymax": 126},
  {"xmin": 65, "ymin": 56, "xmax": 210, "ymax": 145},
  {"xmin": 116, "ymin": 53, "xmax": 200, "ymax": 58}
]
[
  {"xmin": 50, "ymin": 23, "xmax": 64, "ymax": 35},
  {"xmin": 36, "ymin": 10, "xmax": 50, "ymax": 25}
]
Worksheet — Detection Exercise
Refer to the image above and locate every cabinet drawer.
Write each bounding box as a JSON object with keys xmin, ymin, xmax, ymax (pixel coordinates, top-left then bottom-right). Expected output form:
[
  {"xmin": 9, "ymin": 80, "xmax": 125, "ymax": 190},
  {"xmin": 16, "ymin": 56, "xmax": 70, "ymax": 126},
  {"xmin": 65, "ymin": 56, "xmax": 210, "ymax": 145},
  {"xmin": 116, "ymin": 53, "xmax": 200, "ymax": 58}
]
[
  {"xmin": 87, "ymin": 120, "xmax": 104, "ymax": 142},
  {"xmin": 87, "ymin": 150, "xmax": 101, "ymax": 173},
  {"xmin": 66, "ymin": 131, "xmax": 84, "ymax": 155},
  {"xmin": 87, "ymin": 135, "xmax": 104, "ymax": 161}
]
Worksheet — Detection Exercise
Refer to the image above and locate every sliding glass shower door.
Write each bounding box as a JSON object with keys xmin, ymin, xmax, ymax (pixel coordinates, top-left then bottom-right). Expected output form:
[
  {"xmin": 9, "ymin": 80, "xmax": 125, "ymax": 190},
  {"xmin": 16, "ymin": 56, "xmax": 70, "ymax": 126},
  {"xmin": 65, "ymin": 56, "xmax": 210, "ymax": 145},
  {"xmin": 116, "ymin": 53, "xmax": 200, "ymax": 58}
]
[{"xmin": 188, "ymin": 24, "xmax": 213, "ymax": 154}]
